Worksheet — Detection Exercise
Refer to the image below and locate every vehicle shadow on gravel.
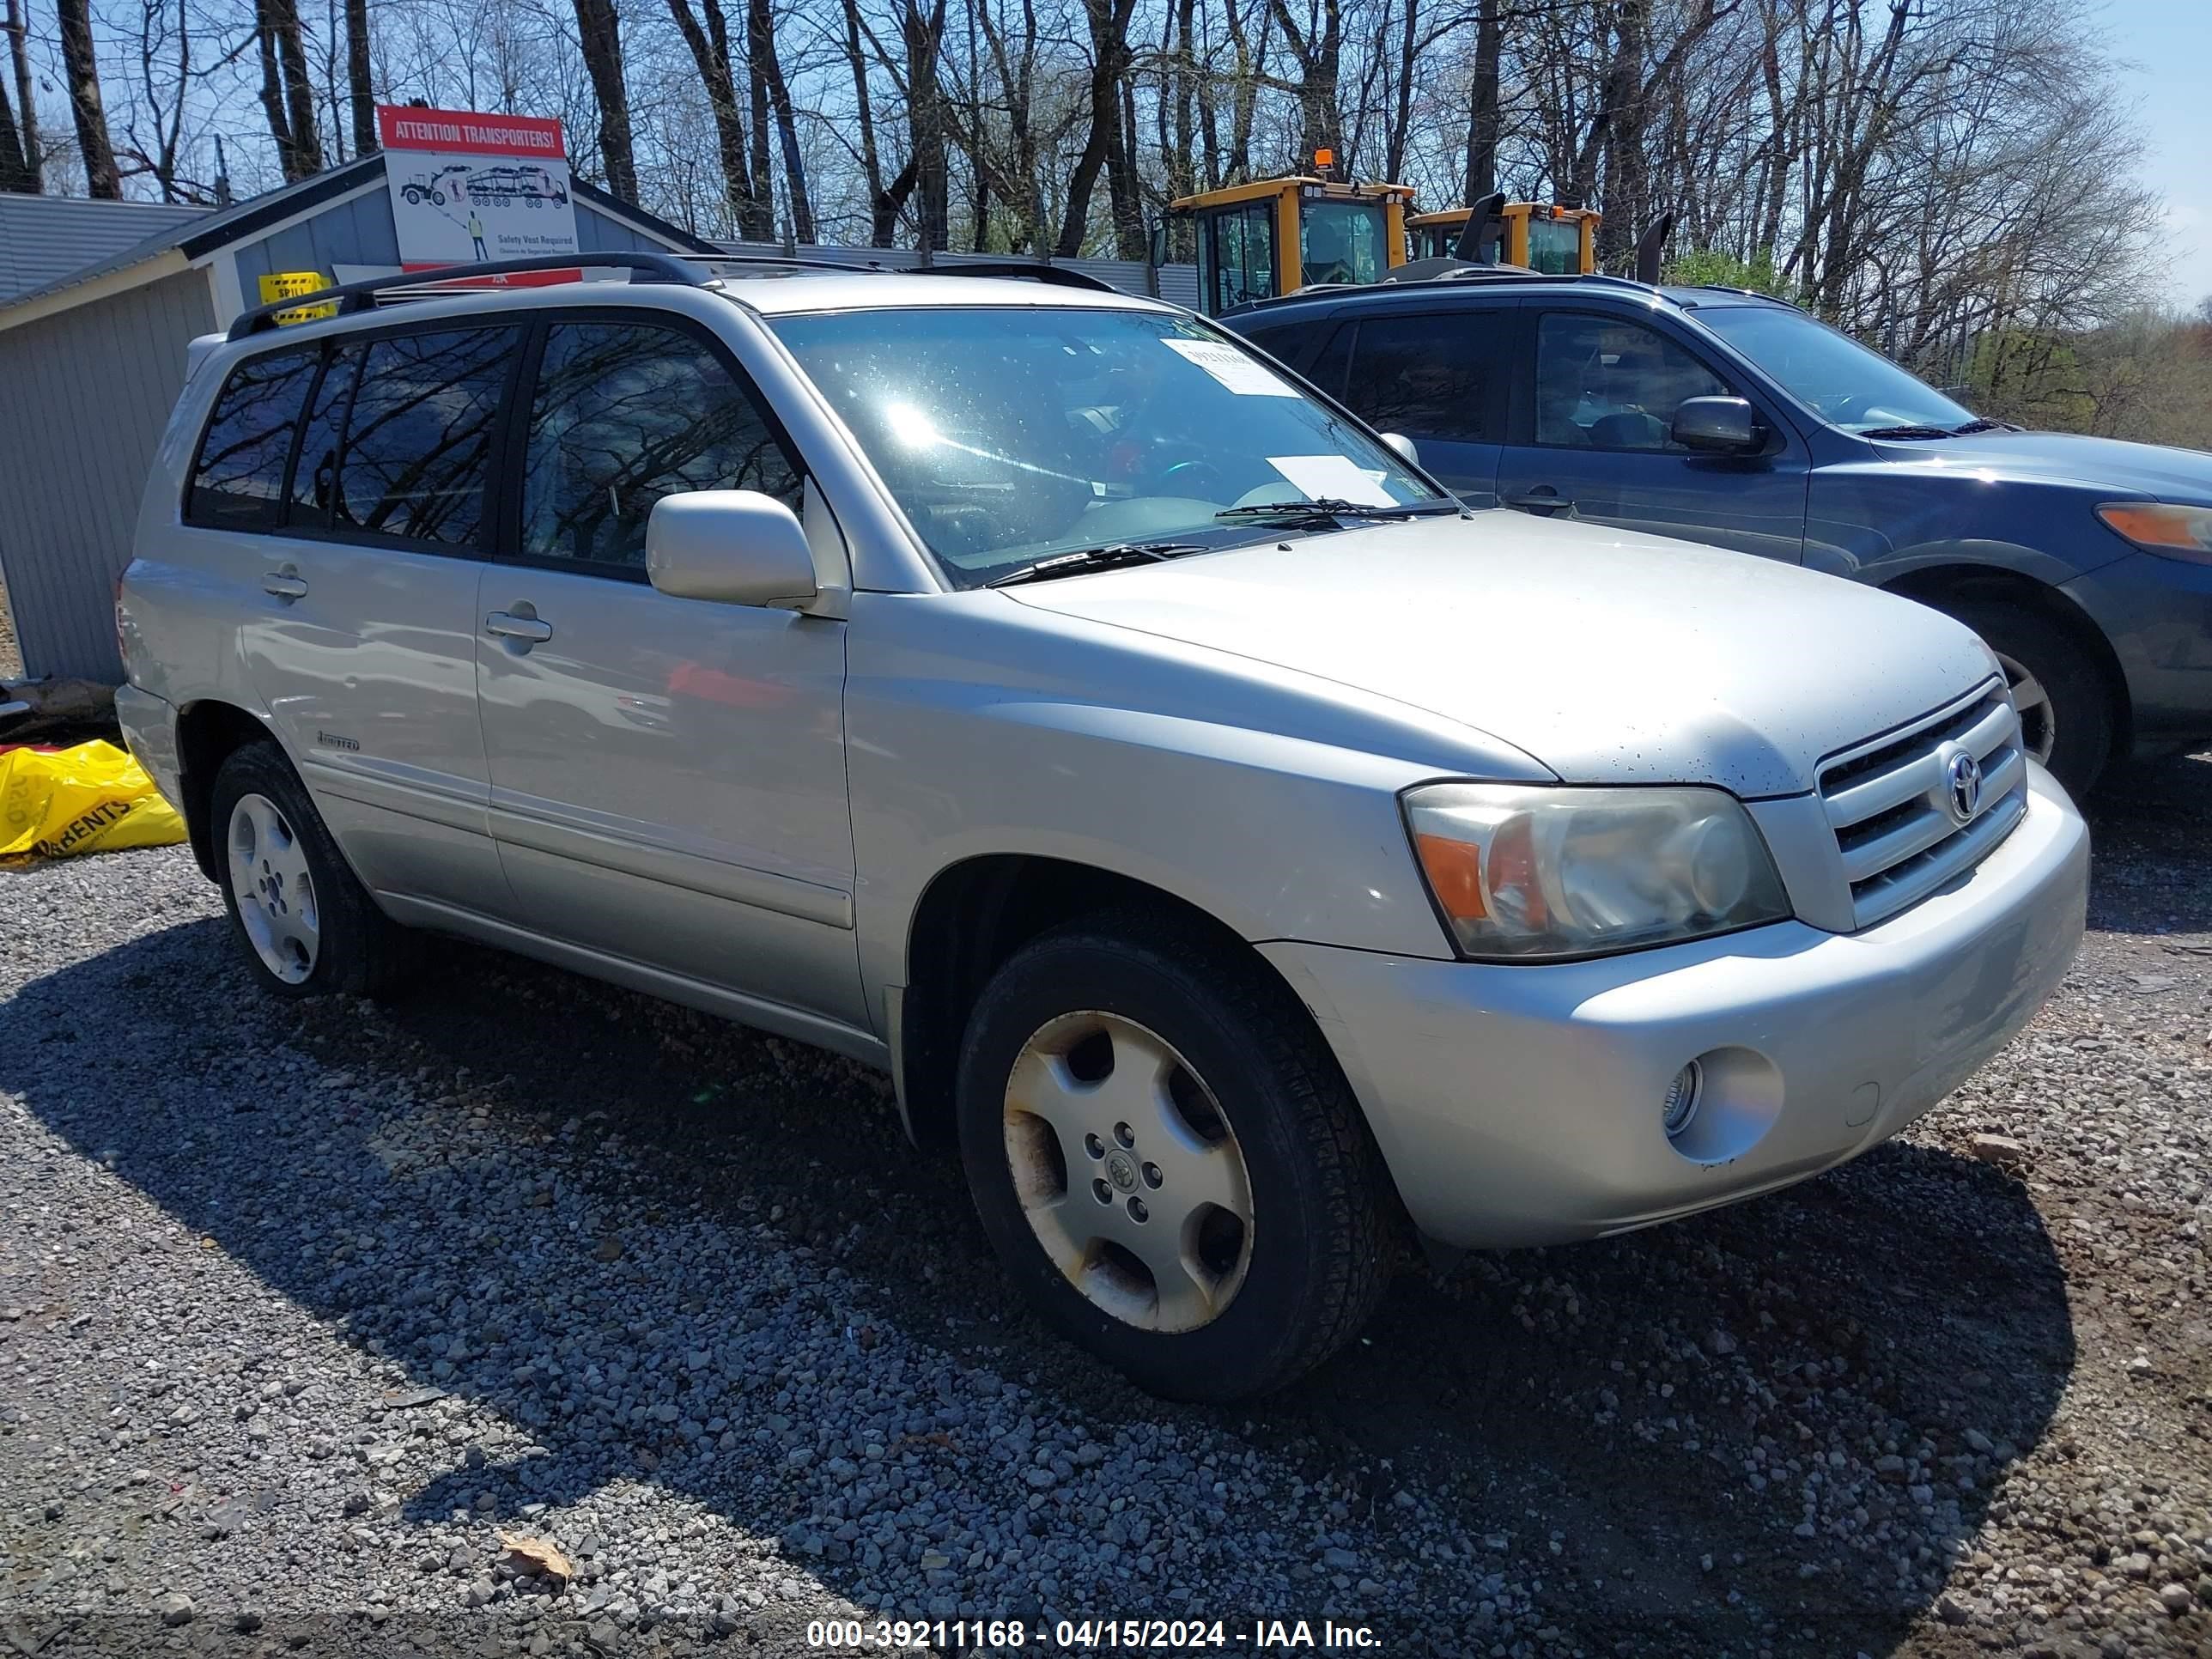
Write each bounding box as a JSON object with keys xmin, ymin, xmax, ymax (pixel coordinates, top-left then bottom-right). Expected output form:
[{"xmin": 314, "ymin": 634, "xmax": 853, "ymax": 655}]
[{"xmin": 3, "ymin": 910, "xmax": 2077, "ymax": 1656}]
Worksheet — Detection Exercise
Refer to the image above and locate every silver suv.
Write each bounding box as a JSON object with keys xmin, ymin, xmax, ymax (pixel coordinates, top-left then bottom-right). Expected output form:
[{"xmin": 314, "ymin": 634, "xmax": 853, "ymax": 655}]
[{"xmin": 116, "ymin": 254, "xmax": 2088, "ymax": 1401}]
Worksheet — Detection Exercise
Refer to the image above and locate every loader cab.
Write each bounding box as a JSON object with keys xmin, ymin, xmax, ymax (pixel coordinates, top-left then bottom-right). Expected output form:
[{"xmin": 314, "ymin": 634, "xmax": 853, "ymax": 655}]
[
  {"xmin": 1407, "ymin": 203, "xmax": 1601, "ymax": 274},
  {"xmin": 1168, "ymin": 155, "xmax": 1415, "ymax": 316}
]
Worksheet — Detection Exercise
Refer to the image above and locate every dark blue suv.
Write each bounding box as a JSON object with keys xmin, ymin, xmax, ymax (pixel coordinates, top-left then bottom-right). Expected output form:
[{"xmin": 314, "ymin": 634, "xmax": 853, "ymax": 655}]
[{"xmin": 1224, "ymin": 275, "xmax": 2212, "ymax": 796}]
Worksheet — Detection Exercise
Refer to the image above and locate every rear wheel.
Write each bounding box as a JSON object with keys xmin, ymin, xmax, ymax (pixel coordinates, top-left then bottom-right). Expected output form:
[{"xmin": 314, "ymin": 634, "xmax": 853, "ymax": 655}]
[
  {"xmin": 955, "ymin": 914, "xmax": 1392, "ymax": 1401},
  {"xmin": 211, "ymin": 742, "xmax": 416, "ymax": 1000},
  {"xmin": 1934, "ymin": 598, "xmax": 2112, "ymax": 799}
]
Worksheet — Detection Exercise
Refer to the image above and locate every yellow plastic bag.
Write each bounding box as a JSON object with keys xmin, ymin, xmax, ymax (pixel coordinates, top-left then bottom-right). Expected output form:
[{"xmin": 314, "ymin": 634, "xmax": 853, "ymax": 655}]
[{"xmin": 0, "ymin": 738, "xmax": 187, "ymax": 862}]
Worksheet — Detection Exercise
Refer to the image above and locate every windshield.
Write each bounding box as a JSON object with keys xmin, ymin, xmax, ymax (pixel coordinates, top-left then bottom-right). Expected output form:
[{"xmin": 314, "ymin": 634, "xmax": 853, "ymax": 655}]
[
  {"xmin": 768, "ymin": 306, "xmax": 1443, "ymax": 587},
  {"xmin": 1525, "ymin": 216, "xmax": 1583, "ymax": 274},
  {"xmin": 1694, "ymin": 305, "xmax": 1975, "ymax": 434},
  {"xmin": 1301, "ymin": 199, "xmax": 1388, "ymax": 287}
]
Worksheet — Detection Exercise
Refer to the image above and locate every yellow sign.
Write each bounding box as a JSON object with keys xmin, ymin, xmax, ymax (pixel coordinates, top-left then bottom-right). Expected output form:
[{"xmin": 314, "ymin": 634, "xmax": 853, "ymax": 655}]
[{"xmin": 258, "ymin": 270, "xmax": 337, "ymax": 325}]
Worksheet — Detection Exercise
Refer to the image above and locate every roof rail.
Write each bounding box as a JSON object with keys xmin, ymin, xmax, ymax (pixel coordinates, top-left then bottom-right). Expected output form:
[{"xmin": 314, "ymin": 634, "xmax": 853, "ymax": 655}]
[
  {"xmin": 227, "ymin": 252, "xmax": 706, "ymax": 340},
  {"xmin": 913, "ymin": 261, "xmax": 1121, "ymax": 293}
]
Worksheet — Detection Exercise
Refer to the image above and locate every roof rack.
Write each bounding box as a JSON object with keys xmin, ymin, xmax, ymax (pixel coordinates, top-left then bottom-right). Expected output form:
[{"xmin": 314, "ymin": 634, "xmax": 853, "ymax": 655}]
[
  {"xmin": 228, "ymin": 252, "xmax": 705, "ymax": 339},
  {"xmin": 227, "ymin": 247, "xmax": 1126, "ymax": 342},
  {"xmin": 699, "ymin": 253, "xmax": 1119, "ymax": 292},
  {"xmin": 912, "ymin": 261, "xmax": 1120, "ymax": 293}
]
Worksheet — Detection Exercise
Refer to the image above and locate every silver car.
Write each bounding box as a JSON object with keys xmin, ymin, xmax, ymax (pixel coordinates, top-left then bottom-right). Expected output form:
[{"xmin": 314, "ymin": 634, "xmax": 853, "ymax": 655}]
[{"xmin": 115, "ymin": 257, "xmax": 2087, "ymax": 1401}]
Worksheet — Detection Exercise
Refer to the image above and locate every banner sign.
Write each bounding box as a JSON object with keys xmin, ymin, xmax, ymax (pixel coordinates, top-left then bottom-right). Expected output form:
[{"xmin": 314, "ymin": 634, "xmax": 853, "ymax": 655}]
[{"xmin": 376, "ymin": 105, "xmax": 578, "ymax": 277}]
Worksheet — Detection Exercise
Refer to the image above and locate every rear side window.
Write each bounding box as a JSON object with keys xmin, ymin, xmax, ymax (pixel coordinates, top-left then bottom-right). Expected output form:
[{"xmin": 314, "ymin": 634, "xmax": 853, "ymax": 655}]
[
  {"xmin": 517, "ymin": 320, "xmax": 802, "ymax": 572},
  {"xmin": 337, "ymin": 325, "xmax": 516, "ymax": 545},
  {"xmin": 1340, "ymin": 310, "xmax": 1511, "ymax": 445},
  {"xmin": 289, "ymin": 343, "xmax": 362, "ymax": 527},
  {"xmin": 186, "ymin": 349, "xmax": 319, "ymax": 529}
]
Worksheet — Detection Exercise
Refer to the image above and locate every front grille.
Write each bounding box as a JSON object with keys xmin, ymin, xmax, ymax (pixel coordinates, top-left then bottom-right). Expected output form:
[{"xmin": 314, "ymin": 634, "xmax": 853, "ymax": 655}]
[{"xmin": 1818, "ymin": 678, "xmax": 2028, "ymax": 929}]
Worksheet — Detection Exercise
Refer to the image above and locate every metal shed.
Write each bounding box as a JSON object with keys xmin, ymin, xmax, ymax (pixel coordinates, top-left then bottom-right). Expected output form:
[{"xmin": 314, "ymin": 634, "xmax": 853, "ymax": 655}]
[{"xmin": 0, "ymin": 157, "xmax": 720, "ymax": 685}]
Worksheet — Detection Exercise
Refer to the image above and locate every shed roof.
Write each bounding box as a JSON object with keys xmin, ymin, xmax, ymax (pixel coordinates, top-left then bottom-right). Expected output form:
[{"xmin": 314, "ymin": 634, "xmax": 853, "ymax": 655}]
[
  {"xmin": 0, "ymin": 154, "xmax": 722, "ymax": 318},
  {"xmin": 0, "ymin": 194, "xmax": 210, "ymax": 303}
]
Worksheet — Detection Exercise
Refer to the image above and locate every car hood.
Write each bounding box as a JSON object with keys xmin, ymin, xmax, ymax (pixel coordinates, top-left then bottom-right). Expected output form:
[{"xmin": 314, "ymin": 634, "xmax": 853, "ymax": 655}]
[
  {"xmin": 1871, "ymin": 428, "xmax": 2212, "ymax": 501},
  {"xmin": 1000, "ymin": 512, "xmax": 1998, "ymax": 797}
]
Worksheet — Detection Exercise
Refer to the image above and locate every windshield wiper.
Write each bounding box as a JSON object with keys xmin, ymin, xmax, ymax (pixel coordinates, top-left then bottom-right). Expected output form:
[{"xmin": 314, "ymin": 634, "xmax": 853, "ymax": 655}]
[
  {"xmin": 1859, "ymin": 424, "xmax": 1957, "ymax": 441},
  {"xmin": 985, "ymin": 541, "xmax": 1205, "ymax": 588},
  {"xmin": 1950, "ymin": 417, "xmax": 2016, "ymax": 434},
  {"xmin": 1213, "ymin": 497, "xmax": 1460, "ymax": 525}
]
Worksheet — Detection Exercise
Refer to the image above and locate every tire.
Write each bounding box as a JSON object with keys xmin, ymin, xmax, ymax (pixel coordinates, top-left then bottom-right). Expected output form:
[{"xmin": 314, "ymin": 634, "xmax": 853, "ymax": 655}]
[
  {"xmin": 1936, "ymin": 598, "xmax": 2112, "ymax": 799},
  {"xmin": 955, "ymin": 911, "xmax": 1393, "ymax": 1401},
  {"xmin": 210, "ymin": 741, "xmax": 416, "ymax": 1000}
]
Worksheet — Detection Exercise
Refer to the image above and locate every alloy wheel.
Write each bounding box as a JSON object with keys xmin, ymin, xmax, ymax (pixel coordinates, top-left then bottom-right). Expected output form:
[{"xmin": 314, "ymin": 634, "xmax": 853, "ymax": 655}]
[
  {"xmin": 227, "ymin": 792, "xmax": 319, "ymax": 983},
  {"xmin": 1996, "ymin": 649, "xmax": 2056, "ymax": 765}
]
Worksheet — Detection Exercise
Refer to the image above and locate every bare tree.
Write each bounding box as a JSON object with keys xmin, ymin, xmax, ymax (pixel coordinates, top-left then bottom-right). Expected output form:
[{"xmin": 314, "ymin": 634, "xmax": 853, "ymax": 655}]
[
  {"xmin": 58, "ymin": 0, "xmax": 121, "ymax": 195},
  {"xmin": 666, "ymin": 0, "xmax": 763, "ymax": 234},
  {"xmin": 345, "ymin": 0, "xmax": 375, "ymax": 154},
  {"xmin": 573, "ymin": 0, "xmax": 639, "ymax": 198},
  {"xmin": 2, "ymin": 0, "xmax": 35, "ymax": 191}
]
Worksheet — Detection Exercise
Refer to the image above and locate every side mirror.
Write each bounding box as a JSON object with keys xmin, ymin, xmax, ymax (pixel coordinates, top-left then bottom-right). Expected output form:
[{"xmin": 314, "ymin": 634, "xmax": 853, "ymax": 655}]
[
  {"xmin": 1672, "ymin": 395, "xmax": 1765, "ymax": 454},
  {"xmin": 1378, "ymin": 432, "xmax": 1419, "ymax": 465},
  {"xmin": 646, "ymin": 490, "xmax": 819, "ymax": 608}
]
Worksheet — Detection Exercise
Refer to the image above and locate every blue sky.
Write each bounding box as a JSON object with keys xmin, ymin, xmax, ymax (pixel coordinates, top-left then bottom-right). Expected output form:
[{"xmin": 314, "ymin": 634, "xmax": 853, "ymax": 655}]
[{"xmin": 2106, "ymin": 0, "xmax": 2212, "ymax": 309}]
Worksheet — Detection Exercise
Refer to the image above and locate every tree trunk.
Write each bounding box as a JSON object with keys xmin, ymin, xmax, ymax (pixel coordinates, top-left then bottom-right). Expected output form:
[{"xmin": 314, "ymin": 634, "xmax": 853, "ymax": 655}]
[
  {"xmin": 345, "ymin": 0, "xmax": 375, "ymax": 155},
  {"xmin": 903, "ymin": 0, "xmax": 950, "ymax": 251},
  {"xmin": 269, "ymin": 0, "xmax": 323, "ymax": 178},
  {"xmin": 1595, "ymin": 0, "xmax": 1649, "ymax": 264},
  {"xmin": 1462, "ymin": 0, "xmax": 1500, "ymax": 201},
  {"xmin": 1056, "ymin": 0, "xmax": 1136, "ymax": 257},
  {"xmin": 744, "ymin": 0, "xmax": 775, "ymax": 238},
  {"xmin": 57, "ymin": 0, "xmax": 118, "ymax": 197},
  {"xmin": 666, "ymin": 0, "xmax": 759, "ymax": 237},
  {"xmin": 1268, "ymin": 0, "xmax": 1340, "ymax": 166},
  {"xmin": 0, "ymin": 46, "xmax": 28, "ymax": 191},
  {"xmin": 3, "ymin": 0, "xmax": 38, "ymax": 191},
  {"xmin": 838, "ymin": 0, "xmax": 892, "ymax": 245},
  {"xmin": 572, "ymin": 0, "xmax": 638, "ymax": 200},
  {"xmin": 1384, "ymin": 0, "xmax": 1416, "ymax": 180}
]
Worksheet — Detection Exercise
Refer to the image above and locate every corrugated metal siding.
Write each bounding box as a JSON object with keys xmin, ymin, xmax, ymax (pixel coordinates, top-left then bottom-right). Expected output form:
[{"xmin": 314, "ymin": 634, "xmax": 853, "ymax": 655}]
[
  {"xmin": 0, "ymin": 196, "xmax": 210, "ymax": 303},
  {"xmin": 714, "ymin": 241, "xmax": 1201, "ymax": 309},
  {"xmin": 231, "ymin": 189, "xmax": 404, "ymax": 292},
  {"xmin": 0, "ymin": 266, "xmax": 216, "ymax": 682},
  {"xmin": 223, "ymin": 191, "xmax": 690, "ymax": 294}
]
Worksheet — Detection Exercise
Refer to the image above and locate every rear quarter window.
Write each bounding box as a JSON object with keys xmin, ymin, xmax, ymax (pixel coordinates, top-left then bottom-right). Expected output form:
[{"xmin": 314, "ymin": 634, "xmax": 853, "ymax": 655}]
[{"xmin": 186, "ymin": 349, "xmax": 320, "ymax": 530}]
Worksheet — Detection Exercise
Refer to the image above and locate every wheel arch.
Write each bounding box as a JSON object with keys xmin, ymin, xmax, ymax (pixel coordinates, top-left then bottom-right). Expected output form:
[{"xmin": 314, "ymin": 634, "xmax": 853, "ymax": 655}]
[
  {"xmin": 896, "ymin": 853, "xmax": 1352, "ymax": 1162},
  {"xmin": 1879, "ymin": 562, "xmax": 2131, "ymax": 758},
  {"xmin": 174, "ymin": 700, "xmax": 281, "ymax": 882}
]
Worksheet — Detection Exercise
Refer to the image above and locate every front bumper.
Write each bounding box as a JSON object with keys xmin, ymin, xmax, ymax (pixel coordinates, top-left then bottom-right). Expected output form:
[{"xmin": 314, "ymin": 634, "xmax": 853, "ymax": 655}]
[{"xmin": 1262, "ymin": 767, "xmax": 2088, "ymax": 1249}]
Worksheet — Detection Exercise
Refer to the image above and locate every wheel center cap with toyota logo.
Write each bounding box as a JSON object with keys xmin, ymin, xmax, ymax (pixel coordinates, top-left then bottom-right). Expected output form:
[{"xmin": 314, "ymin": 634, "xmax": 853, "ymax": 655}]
[
  {"xmin": 1105, "ymin": 1150, "xmax": 1140, "ymax": 1193},
  {"xmin": 1939, "ymin": 744, "xmax": 1984, "ymax": 824}
]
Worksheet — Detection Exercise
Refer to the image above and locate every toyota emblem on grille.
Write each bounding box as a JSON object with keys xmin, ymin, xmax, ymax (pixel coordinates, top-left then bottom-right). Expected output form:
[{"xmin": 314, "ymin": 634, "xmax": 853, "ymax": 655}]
[{"xmin": 1943, "ymin": 747, "xmax": 1984, "ymax": 823}]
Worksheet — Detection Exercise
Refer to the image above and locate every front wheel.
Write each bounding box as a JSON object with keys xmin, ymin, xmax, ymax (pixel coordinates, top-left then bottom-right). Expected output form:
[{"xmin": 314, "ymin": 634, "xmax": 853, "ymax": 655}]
[
  {"xmin": 1936, "ymin": 598, "xmax": 2112, "ymax": 799},
  {"xmin": 211, "ymin": 742, "xmax": 416, "ymax": 1000},
  {"xmin": 955, "ymin": 915, "xmax": 1392, "ymax": 1401}
]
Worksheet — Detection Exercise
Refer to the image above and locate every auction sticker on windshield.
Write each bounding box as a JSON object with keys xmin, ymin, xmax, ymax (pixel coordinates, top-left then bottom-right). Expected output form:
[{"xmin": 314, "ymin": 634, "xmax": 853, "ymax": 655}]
[
  {"xmin": 1163, "ymin": 337, "xmax": 1300, "ymax": 396},
  {"xmin": 1267, "ymin": 453, "xmax": 1395, "ymax": 506}
]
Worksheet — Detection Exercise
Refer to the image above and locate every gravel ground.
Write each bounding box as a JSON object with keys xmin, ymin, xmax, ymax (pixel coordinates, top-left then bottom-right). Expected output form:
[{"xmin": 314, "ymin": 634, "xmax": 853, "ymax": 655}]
[
  {"xmin": 2, "ymin": 759, "xmax": 2209, "ymax": 1659},
  {"xmin": 0, "ymin": 571, "xmax": 21, "ymax": 681}
]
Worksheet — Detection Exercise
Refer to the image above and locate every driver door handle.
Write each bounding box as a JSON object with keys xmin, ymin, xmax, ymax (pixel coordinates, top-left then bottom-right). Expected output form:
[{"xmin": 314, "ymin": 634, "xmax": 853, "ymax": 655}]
[
  {"xmin": 261, "ymin": 569, "xmax": 308, "ymax": 599},
  {"xmin": 484, "ymin": 611, "xmax": 553, "ymax": 644},
  {"xmin": 1505, "ymin": 488, "xmax": 1574, "ymax": 514}
]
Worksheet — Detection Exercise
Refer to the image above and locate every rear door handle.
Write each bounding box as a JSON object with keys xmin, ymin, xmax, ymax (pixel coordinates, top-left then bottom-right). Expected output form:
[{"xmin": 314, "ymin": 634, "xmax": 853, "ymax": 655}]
[
  {"xmin": 261, "ymin": 570, "xmax": 308, "ymax": 599},
  {"xmin": 484, "ymin": 611, "xmax": 554, "ymax": 644},
  {"xmin": 1504, "ymin": 489, "xmax": 1573, "ymax": 514}
]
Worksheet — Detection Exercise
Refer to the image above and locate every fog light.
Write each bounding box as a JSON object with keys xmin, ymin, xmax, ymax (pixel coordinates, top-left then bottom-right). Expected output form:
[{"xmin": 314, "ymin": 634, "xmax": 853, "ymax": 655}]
[{"xmin": 1661, "ymin": 1061, "xmax": 1703, "ymax": 1139}]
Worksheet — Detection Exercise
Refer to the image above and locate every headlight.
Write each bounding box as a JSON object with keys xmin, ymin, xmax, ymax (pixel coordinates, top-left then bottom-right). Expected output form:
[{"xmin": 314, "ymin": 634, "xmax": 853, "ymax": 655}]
[
  {"xmin": 1403, "ymin": 782, "xmax": 1791, "ymax": 960},
  {"xmin": 2096, "ymin": 501, "xmax": 2212, "ymax": 564}
]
